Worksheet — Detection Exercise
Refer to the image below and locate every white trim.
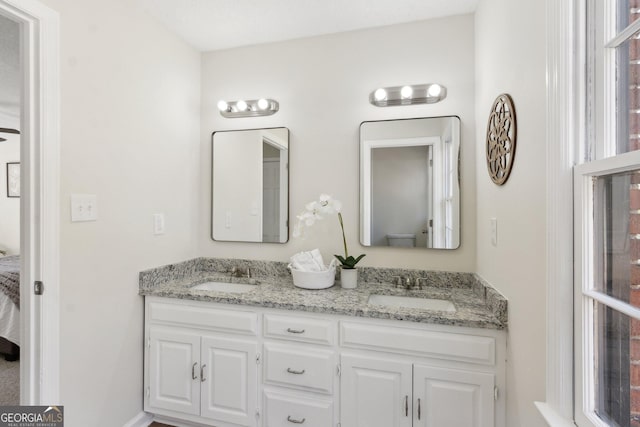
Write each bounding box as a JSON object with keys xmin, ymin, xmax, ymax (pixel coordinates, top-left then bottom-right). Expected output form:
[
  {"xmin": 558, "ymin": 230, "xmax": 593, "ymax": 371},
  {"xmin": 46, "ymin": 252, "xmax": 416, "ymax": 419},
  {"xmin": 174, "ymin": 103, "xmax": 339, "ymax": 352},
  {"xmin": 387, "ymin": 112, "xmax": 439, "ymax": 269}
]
[
  {"xmin": 574, "ymin": 161, "xmax": 595, "ymax": 427},
  {"xmin": 534, "ymin": 402, "xmax": 577, "ymax": 427},
  {"xmin": 542, "ymin": 0, "xmax": 581, "ymax": 422},
  {"xmin": 574, "ymin": 148, "xmax": 640, "ymax": 175},
  {"xmin": 604, "ymin": 12, "xmax": 640, "ymax": 48},
  {"xmin": 122, "ymin": 411, "xmax": 154, "ymax": 427},
  {"xmin": 0, "ymin": 0, "xmax": 60, "ymax": 405},
  {"xmin": 583, "ymin": 289, "xmax": 640, "ymax": 318},
  {"xmin": 573, "ymin": 151, "xmax": 640, "ymax": 427}
]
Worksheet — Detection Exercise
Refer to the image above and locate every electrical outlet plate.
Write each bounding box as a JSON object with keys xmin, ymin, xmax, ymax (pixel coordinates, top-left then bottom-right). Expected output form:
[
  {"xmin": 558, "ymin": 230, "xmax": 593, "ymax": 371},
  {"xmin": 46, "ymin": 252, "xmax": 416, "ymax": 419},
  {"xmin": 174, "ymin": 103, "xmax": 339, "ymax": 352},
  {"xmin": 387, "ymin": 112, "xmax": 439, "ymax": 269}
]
[
  {"xmin": 490, "ymin": 218, "xmax": 498, "ymax": 247},
  {"xmin": 71, "ymin": 194, "xmax": 98, "ymax": 222}
]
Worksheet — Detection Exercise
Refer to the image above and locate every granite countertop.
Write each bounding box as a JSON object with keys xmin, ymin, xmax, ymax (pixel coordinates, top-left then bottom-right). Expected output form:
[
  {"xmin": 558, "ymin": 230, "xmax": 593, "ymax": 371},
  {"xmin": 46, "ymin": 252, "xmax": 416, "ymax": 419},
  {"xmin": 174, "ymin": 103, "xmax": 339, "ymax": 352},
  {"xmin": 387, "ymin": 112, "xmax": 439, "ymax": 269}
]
[{"xmin": 139, "ymin": 258, "xmax": 508, "ymax": 330}]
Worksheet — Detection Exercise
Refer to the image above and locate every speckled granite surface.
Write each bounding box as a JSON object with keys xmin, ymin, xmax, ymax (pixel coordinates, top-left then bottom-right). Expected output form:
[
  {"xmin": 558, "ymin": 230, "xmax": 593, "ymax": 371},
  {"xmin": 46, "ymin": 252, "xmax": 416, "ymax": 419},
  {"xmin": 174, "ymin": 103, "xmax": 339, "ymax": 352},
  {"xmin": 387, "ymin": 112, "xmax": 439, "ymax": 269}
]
[{"xmin": 139, "ymin": 258, "xmax": 508, "ymax": 330}]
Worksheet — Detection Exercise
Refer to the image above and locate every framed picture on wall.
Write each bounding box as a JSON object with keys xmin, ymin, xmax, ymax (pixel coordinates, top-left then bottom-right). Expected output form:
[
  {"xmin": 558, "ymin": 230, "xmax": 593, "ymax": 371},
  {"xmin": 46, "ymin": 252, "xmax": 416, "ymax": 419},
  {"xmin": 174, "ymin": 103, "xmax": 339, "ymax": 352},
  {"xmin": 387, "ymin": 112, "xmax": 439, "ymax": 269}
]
[{"xmin": 6, "ymin": 162, "xmax": 19, "ymax": 198}]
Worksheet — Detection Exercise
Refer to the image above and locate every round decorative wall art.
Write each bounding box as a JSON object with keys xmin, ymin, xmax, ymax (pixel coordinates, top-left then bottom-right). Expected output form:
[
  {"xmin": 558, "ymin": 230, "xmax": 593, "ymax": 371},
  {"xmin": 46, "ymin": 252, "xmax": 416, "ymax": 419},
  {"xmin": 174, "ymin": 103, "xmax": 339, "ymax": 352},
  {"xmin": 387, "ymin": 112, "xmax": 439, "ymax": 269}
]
[{"xmin": 486, "ymin": 93, "xmax": 517, "ymax": 185}]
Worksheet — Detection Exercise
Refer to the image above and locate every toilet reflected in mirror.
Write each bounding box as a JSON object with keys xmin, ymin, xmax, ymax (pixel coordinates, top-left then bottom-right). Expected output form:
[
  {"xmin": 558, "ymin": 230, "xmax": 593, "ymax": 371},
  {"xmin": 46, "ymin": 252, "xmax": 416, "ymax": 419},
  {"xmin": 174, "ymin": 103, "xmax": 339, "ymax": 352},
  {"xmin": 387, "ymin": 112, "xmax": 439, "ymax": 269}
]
[
  {"xmin": 360, "ymin": 116, "xmax": 460, "ymax": 249},
  {"xmin": 386, "ymin": 233, "xmax": 417, "ymax": 247}
]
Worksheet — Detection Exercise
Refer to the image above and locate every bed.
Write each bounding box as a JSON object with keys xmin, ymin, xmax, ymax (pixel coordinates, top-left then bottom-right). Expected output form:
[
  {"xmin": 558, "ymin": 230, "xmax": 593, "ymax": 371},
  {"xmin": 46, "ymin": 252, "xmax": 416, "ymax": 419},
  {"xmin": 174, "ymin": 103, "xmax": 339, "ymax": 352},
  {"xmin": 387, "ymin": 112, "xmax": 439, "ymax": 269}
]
[{"xmin": 0, "ymin": 255, "xmax": 20, "ymax": 361}]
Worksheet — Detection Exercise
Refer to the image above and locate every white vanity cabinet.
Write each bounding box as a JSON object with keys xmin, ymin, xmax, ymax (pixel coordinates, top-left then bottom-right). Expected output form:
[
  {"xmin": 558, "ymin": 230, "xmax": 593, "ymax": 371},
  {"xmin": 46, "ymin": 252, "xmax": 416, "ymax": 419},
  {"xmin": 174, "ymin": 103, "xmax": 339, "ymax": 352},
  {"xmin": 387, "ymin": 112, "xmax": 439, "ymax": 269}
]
[
  {"xmin": 144, "ymin": 296, "xmax": 506, "ymax": 427},
  {"xmin": 341, "ymin": 354, "xmax": 495, "ymax": 427},
  {"xmin": 339, "ymin": 320, "xmax": 503, "ymax": 427},
  {"xmin": 340, "ymin": 353, "xmax": 413, "ymax": 427},
  {"xmin": 261, "ymin": 313, "xmax": 339, "ymax": 427},
  {"xmin": 145, "ymin": 298, "xmax": 259, "ymax": 427},
  {"xmin": 412, "ymin": 364, "xmax": 495, "ymax": 427}
]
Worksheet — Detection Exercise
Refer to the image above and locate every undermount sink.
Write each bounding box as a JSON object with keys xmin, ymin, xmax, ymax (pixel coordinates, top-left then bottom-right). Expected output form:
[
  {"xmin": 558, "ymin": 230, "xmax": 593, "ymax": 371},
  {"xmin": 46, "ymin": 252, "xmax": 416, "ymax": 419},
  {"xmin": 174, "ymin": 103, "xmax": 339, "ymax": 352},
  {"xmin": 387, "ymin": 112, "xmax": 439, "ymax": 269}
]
[
  {"xmin": 190, "ymin": 281, "xmax": 256, "ymax": 294},
  {"xmin": 368, "ymin": 294, "xmax": 456, "ymax": 312}
]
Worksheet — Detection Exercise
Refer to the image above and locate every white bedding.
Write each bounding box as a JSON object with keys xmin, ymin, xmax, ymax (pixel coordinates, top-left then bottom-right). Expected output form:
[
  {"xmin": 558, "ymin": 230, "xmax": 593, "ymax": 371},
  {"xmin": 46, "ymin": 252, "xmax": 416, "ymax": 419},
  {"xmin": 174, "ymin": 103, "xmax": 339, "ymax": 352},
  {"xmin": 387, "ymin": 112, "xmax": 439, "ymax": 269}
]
[{"xmin": 0, "ymin": 291, "xmax": 19, "ymax": 346}]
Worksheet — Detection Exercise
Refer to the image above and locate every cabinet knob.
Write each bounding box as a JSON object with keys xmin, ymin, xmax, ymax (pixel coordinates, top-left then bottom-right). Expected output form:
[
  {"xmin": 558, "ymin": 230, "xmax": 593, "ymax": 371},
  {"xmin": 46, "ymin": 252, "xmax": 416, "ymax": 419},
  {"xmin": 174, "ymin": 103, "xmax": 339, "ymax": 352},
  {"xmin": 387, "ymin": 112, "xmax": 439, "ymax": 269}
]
[
  {"xmin": 286, "ymin": 368, "xmax": 306, "ymax": 375},
  {"xmin": 192, "ymin": 362, "xmax": 198, "ymax": 380},
  {"xmin": 200, "ymin": 364, "xmax": 207, "ymax": 382},
  {"xmin": 287, "ymin": 415, "xmax": 306, "ymax": 424},
  {"xmin": 417, "ymin": 398, "xmax": 421, "ymax": 420},
  {"xmin": 404, "ymin": 395, "xmax": 408, "ymax": 417}
]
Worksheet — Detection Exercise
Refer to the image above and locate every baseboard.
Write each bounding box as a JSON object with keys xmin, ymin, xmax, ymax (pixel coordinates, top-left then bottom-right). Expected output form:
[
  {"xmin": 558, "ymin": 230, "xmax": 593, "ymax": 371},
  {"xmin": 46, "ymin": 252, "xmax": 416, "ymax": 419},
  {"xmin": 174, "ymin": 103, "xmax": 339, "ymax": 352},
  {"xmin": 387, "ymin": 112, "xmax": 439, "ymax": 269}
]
[{"xmin": 123, "ymin": 411, "xmax": 154, "ymax": 427}]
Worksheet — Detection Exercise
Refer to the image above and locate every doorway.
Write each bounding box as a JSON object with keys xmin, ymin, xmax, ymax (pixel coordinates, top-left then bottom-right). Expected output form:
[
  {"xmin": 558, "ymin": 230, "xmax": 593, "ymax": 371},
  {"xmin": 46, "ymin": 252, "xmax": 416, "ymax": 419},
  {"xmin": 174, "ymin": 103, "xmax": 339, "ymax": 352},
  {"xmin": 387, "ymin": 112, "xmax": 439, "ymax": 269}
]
[
  {"xmin": 0, "ymin": 12, "xmax": 22, "ymax": 405},
  {"xmin": 0, "ymin": 0, "xmax": 60, "ymax": 405}
]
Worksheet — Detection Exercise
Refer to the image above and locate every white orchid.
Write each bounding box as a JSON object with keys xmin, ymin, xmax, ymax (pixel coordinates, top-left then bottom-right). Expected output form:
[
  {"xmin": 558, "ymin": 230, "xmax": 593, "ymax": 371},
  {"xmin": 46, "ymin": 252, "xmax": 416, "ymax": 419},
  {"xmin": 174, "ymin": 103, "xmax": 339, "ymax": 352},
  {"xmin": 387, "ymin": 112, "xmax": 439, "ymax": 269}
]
[{"xmin": 292, "ymin": 194, "xmax": 365, "ymax": 269}]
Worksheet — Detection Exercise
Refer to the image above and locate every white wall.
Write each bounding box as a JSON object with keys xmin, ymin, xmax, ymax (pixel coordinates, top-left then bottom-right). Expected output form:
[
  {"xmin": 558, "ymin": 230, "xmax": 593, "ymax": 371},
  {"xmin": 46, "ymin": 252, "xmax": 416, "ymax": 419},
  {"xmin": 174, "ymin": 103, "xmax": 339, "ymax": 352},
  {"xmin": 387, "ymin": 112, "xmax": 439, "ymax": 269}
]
[
  {"xmin": 200, "ymin": 14, "xmax": 476, "ymax": 271},
  {"xmin": 0, "ymin": 130, "xmax": 20, "ymax": 255},
  {"xmin": 475, "ymin": 0, "xmax": 547, "ymax": 425},
  {"xmin": 38, "ymin": 1, "xmax": 201, "ymax": 425}
]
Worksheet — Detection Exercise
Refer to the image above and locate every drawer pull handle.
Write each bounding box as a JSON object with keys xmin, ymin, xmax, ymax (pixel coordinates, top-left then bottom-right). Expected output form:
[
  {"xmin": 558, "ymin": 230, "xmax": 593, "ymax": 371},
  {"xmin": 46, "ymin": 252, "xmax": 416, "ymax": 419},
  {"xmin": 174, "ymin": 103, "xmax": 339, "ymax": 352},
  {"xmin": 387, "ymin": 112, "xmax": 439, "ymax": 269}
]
[
  {"xmin": 192, "ymin": 362, "xmax": 198, "ymax": 380},
  {"xmin": 404, "ymin": 395, "xmax": 408, "ymax": 417},
  {"xmin": 417, "ymin": 398, "xmax": 421, "ymax": 420},
  {"xmin": 287, "ymin": 416, "xmax": 306, "ymax": 424},
  {"xmin": 286, "ymin": 328, "xmax": 305, "ymax": 334},
  {"xmin": 286, "ymin": 368, "xmax": 306, "ymax": 375},
  {"xmin": 200, "ymin": 364, "xmax": 206, "ymax": 382}
]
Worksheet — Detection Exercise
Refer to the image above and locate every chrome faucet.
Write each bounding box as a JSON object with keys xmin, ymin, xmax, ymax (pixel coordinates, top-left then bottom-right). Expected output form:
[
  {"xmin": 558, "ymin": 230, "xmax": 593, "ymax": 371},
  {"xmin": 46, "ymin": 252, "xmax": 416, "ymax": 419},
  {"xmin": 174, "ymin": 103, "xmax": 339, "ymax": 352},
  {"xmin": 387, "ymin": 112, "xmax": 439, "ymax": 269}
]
[
  {"xmin": 391, "ymin": 276, "xmax": 426, "ymax": 290},
  {"xmin": 230, "ymin": 266, "xmax": 251, "ymax": 279}
]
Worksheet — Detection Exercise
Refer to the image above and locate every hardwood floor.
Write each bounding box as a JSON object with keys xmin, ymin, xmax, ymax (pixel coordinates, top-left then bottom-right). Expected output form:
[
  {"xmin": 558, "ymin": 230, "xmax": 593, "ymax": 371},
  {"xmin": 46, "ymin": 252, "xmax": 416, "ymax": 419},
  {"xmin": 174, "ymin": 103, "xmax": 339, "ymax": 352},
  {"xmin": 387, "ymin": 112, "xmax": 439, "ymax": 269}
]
[{"xmin": 149, "ymin": 423, "xmax": 174, "ymax": 427}]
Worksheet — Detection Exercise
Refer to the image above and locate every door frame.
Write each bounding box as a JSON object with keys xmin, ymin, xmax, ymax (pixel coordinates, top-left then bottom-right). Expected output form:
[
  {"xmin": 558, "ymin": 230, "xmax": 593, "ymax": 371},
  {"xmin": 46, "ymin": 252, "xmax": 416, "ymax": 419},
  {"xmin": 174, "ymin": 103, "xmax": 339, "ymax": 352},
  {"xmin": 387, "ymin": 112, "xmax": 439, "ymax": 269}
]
[
  {"xmin": 535, "ymin": 0, "xmax": 583, "ymax": 424},
  {"xmin": 0, "ymin": 0, "xmax": 60, "ymax": 404}
]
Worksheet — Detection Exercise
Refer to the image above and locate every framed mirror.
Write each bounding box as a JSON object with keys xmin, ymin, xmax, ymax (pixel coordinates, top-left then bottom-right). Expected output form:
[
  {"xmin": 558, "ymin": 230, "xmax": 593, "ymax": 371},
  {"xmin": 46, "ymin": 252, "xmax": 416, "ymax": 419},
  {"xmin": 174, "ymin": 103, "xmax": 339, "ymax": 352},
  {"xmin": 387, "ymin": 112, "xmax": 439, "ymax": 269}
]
[
  {"xmin": 360, "ymin": 117, "xmax": 460, "ymax": 249},
  {"xmin": 211, "ymin": 127, "xmax": 289, "ymax": 243}
]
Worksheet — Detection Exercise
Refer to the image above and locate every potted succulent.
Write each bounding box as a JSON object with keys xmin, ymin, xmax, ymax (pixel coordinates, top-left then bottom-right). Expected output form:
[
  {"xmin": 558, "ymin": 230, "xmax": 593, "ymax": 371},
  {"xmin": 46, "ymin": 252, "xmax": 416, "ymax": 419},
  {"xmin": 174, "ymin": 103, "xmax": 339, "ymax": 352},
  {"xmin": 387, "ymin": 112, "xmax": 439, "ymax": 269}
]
[{"xmin": 293, "ymin": 194, "xmax": 365, "ymax": 288}]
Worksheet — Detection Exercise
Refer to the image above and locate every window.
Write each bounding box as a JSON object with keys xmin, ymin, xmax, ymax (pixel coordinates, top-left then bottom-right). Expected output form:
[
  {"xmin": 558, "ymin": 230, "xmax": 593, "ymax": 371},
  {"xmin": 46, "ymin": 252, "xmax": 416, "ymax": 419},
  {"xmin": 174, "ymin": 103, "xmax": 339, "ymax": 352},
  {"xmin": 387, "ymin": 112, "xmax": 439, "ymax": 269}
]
[{"xmin": 576, "ymin": 1, "xmax": 640, "ymax": 426}]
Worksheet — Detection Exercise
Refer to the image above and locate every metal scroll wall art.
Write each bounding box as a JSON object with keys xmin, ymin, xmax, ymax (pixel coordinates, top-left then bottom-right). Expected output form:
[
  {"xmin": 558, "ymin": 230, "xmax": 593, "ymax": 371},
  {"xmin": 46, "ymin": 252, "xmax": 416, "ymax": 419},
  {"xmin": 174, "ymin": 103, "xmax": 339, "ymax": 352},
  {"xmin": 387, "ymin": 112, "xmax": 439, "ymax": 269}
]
[{"xmin": 485, "ymin": 94, "xmax": 517, "ymax": 185}]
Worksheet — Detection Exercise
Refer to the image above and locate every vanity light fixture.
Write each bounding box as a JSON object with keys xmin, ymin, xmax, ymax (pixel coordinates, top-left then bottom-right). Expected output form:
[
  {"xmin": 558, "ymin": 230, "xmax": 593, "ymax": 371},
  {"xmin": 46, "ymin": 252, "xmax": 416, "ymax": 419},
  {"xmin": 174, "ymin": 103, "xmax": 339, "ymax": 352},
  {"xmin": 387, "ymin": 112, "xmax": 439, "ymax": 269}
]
[
  {"xmin": 400, "ymin": 85, "xmax": 413, "ymax": 99},
  {"xmin": 217, "ymin": 98, "xmax": 279, "ymax": 118},
  {"xmin": 369, "ymin": 83, "xmax": 447, "ymax": 107}
]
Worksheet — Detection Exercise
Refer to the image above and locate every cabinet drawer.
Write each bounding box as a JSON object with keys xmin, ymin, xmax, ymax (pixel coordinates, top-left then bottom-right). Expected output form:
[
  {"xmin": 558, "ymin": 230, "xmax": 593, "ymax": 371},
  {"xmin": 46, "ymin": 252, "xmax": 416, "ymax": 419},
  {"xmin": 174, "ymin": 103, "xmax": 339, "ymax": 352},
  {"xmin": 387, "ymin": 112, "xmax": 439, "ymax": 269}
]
[
  {"xmin": 263, "ymin": 314, "xmax": 335, "ymax": 345},
  {"xmin": 340, "ymin": 321, "xmax": 496, "ymax": 365},
  {"xmin": 263, "ymin": 389, "xmax": 333, "ymax": 427},
  {"xmin": 148, "ymin": 301, "xmax": 257, "ymax": 335},
  {"xmin": 263, "ymin": 343, "xmax": 335, "ymax": 394}
]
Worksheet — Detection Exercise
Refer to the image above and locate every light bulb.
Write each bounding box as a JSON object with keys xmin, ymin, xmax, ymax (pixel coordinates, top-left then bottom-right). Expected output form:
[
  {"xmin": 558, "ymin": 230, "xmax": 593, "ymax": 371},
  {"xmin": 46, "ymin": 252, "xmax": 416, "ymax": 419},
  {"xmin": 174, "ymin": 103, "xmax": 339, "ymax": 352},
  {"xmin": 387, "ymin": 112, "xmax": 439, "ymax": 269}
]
[
  {"xmin": 400, "ymin": 85, "xmax": 413, "ymax": 99},
  {"xmin": 257, "ymin": 98, "xmax": 269, "ymax": 110},
  {"xmin": 427, "ymin": 84, "xmax": 442, "ymax": 97},
  {"xmin": 236, "ymin": 100, "xmax": 248, "ymax": 111},
  {"xmin": 217, "ymin": 100, "xmax": 228, "ymax": 111},
  {"xmin": 374, "ymin": 88, "xmax": 387, "ymax": 101}
]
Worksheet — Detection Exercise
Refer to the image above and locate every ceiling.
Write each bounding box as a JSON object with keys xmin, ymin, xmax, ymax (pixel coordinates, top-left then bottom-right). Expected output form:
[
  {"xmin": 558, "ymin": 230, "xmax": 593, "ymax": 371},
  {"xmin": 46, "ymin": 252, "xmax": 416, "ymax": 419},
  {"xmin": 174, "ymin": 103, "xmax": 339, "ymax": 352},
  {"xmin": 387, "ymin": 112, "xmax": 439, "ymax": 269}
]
[{"xmin": 139, "ymin": 0, "xmax": 478, "ymax": 52}]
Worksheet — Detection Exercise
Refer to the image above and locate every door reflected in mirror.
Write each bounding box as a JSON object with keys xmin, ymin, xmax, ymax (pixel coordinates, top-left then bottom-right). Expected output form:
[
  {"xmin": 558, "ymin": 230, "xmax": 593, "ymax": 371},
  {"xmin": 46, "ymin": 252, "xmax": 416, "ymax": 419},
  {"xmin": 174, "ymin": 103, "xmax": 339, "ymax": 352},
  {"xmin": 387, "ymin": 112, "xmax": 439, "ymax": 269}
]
[
  {"xmin": 360, "ymin": 117, "xmax": 460, "ymax": 249},
  {"xmin": 212, "ymin": 127, "xmax": 289, "ymax": 243}
]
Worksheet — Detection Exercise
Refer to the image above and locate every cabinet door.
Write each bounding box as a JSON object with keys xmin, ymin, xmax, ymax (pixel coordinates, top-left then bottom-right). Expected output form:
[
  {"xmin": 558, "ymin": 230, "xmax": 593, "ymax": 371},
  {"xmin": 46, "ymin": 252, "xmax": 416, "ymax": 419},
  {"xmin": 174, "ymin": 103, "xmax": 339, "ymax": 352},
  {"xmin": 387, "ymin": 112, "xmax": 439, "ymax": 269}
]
[
  {"xmin": 200, "ymin": 336, "xmax": 258, "ymax": 426},
  {"xmin": 149, "ymin": 327, "xmax": 200, "ymax": 415},
  {"xmin": 413, "ymin": 365, "xmax": 495, "ymax": 427},
  {"xmin": 341, "ymin": 353, "xmax": 412, "ymax": 427}
]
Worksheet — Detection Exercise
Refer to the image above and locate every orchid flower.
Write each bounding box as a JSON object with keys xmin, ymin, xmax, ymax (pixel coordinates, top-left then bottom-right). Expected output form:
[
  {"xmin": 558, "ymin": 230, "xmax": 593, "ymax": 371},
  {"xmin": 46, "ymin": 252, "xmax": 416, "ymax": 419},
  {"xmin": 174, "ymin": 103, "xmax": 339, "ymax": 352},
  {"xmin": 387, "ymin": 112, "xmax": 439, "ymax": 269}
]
[{"xmin": 293, "ymin": 194, "xmax": 365, "ymax": 269}]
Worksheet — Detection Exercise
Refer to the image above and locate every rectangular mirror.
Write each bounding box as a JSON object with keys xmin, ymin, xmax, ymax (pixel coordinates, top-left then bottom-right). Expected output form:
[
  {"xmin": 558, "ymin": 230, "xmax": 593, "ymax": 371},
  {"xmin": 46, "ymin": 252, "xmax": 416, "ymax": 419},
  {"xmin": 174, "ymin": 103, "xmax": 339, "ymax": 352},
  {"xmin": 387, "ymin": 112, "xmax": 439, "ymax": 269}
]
[
  {"xmin": 212, "ymin": 127, "xmax": 289, "ymax": 243},
  {"xmin": 360, "ymin": 117, "xmax": 460, "ymax": 249}
]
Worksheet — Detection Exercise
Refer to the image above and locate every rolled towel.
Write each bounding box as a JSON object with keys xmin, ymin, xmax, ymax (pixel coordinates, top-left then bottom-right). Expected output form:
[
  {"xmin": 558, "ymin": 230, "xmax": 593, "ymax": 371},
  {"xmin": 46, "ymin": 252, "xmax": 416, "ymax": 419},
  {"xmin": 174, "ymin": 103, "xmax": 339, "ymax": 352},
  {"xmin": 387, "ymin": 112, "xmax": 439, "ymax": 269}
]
[{"xmin": 290, "ymin": 249, "xmax": 326, "ymax": 272}]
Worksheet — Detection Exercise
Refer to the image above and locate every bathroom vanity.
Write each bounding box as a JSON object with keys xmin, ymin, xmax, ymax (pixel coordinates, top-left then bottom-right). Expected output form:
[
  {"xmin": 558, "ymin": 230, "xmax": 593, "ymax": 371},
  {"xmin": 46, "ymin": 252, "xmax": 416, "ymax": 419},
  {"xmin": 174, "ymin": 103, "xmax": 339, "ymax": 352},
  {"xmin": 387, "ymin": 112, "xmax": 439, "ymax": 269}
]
[{"xmin": 140, "ymin": 258, "xmax": 507, "ymax": 427}]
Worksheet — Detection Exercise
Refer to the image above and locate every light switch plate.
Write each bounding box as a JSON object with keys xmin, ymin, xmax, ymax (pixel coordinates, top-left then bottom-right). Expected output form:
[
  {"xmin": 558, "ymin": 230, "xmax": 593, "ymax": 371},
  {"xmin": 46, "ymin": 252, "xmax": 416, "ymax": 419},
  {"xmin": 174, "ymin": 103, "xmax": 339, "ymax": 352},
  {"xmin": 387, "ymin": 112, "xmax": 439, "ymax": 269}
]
[{"xmin": 71, "ymin": 194, "xmax": 98, "ymax": 222}]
